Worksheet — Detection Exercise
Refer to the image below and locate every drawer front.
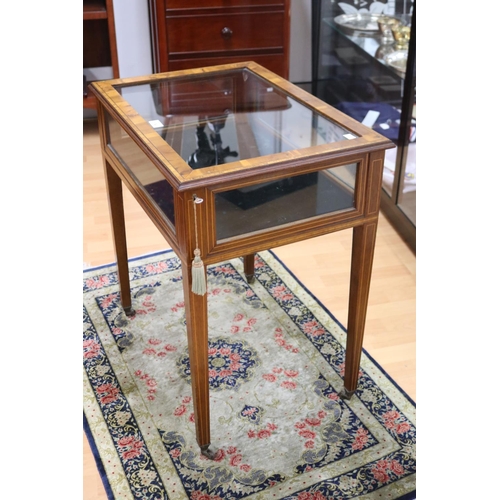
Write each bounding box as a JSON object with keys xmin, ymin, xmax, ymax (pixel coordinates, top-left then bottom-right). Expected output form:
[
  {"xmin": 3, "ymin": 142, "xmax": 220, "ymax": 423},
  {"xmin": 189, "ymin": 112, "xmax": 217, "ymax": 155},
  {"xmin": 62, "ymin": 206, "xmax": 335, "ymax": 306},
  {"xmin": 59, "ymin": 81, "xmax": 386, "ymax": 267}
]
[
  {"xmin": 161, "ymin": 78, "xmax": 235, "ymax": 115},
  {"xmin": 167, "ymin": 54, "xmax": 288, "ymax": 79},
  {"xmin": 166, "ymin": 0, "xmax": 283, "ymax": 9},
  {"xmin": 167, "ymin": 12, "xmax": 285, "ymax": 54}
]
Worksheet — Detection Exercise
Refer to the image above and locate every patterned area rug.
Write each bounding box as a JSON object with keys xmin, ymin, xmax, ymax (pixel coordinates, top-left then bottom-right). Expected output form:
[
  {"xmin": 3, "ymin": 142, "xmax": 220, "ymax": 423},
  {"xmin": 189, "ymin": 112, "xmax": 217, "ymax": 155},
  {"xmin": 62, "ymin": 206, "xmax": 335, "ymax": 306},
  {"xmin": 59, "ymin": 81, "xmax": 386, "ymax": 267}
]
[{"xmin": 83, "ymin": 250, "xmax": 416, "ymax": 499}]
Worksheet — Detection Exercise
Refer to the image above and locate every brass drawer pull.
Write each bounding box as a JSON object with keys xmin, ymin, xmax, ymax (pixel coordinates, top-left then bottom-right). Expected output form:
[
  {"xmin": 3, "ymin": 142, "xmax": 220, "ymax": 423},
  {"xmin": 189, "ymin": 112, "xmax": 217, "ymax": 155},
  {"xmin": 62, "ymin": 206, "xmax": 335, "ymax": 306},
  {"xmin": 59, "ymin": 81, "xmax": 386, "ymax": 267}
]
[{"xmin": 221, "ymin": 27, "xmax": 233, "ymax": 39}]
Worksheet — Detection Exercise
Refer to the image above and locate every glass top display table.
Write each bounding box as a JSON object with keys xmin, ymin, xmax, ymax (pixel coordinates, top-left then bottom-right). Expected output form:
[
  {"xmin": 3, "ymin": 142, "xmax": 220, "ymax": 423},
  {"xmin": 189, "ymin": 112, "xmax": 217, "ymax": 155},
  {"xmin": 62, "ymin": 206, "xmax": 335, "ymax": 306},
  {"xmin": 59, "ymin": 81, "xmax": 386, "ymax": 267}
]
[{"xmin": 89, "ymin": 61, "xmax": 393, "ymax": 458}]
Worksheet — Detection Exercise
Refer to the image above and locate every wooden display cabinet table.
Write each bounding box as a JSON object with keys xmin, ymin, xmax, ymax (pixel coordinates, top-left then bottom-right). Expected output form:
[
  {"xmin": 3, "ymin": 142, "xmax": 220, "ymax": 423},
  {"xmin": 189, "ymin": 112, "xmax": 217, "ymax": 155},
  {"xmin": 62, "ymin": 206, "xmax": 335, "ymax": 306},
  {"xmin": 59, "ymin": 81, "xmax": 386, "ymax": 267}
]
[{"xmin": 89, "ymin": 62, "xmax": 393, "ymax": 458}]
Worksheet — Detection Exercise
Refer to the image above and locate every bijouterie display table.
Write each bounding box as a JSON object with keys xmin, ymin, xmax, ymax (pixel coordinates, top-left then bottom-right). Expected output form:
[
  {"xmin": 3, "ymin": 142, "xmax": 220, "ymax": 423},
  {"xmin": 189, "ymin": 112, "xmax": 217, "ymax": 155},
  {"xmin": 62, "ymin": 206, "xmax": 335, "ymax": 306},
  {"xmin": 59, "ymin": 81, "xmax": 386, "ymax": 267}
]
[{"xmin": 89, "ymin": 61, "xmax": 393, "ymax": 458}]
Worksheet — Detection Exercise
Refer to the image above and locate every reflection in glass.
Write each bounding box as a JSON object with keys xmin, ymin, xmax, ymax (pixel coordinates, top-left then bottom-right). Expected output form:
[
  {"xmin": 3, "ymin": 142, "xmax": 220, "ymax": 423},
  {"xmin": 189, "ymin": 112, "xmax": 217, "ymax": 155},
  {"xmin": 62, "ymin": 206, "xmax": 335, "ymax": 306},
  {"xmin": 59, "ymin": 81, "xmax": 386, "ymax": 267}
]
[
  {"xmin": 115, "ymin": 69, "xmax": 358, "ymax": 168},
  {"xmin": 215, "ymin": 163, "xmax": 357, "ymax": 240},
  {"xmin": 188, "ymin": 113, "xmax": 238, "ymax": 169}
]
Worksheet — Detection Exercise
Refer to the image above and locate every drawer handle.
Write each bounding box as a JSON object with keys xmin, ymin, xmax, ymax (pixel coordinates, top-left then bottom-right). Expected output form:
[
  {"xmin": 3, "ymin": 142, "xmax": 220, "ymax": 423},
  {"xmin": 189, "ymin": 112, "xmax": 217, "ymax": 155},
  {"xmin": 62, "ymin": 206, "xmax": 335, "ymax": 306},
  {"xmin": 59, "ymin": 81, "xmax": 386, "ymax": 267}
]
[{"xmin": 221, "ymin": 27, "xmax": 233, "ymax": 39}]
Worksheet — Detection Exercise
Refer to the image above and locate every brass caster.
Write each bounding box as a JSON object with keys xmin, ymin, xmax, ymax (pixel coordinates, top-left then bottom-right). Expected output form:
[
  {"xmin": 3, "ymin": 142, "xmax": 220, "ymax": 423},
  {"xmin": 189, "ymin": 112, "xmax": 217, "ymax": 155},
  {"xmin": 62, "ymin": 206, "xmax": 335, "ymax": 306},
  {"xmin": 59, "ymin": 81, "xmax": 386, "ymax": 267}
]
[
  {"xmin": 200, "ymin": 444, "xmax": 218, "ymax": 460},
  {"xmin": 124, "ymin": 306, "xmax": 136, "ymax": 317},
  {"xmin": 339, "ymin": 387, "xmax": 356, "ymax": 400}
]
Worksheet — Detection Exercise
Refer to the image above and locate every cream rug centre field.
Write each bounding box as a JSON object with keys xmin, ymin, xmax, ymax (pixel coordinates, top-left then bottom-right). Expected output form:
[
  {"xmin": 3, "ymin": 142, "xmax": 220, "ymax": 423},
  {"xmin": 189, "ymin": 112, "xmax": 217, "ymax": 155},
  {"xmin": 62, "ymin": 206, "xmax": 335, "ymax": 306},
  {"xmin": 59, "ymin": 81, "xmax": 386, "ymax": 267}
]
[{"xmin": 83, "ymin": 250, "xmax": 416, "ymax": 499}]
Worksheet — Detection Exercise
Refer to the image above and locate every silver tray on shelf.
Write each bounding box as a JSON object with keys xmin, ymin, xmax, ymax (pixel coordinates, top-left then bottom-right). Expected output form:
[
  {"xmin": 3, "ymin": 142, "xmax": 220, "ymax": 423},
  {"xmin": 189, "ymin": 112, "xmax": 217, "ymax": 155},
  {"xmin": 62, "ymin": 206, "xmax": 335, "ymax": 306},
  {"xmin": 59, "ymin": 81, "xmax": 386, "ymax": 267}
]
[
  {"xmin": 333, "ymin": 13, "xmax": 382, "ymax": 36},
  {"xmin": 385, "ymin": 50, "xmax": 408, "ymax": 75}
]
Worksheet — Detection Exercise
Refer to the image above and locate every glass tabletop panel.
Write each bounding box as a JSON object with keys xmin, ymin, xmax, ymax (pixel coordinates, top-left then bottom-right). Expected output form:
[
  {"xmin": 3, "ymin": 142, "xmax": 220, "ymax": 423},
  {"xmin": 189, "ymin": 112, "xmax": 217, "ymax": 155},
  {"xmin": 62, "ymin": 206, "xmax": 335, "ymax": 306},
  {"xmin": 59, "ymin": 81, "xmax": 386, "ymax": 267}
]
[
  {"xmin": 215, "ymin": 162, "xmax": 357, "ymax": 241},
  {"xmin": 114, "ymin": 69, "xmax": 358, "ymax": 170}
]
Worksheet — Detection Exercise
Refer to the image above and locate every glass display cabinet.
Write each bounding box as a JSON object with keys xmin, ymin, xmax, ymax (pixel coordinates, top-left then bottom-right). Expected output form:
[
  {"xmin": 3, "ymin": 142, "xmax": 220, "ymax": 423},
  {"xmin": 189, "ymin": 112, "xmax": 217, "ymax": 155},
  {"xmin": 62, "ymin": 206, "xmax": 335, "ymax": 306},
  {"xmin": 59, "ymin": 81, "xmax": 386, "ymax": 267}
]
[
  {"xmin": 312, "ymin": 0, "xmax": 416, "ymax": 251},
  {"xmin": 89, "ymin": 61, "xmax": 393, "ymax": 457}
]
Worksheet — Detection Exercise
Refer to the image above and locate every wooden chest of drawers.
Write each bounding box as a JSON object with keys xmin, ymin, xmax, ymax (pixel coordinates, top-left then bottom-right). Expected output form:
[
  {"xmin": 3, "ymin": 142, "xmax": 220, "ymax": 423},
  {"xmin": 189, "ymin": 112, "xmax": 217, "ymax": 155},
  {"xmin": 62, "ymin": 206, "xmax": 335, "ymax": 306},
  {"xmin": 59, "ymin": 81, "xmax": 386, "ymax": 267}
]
[{"xmin": 149, "ymin": 0, "xmax": 291, "ymax": 79}]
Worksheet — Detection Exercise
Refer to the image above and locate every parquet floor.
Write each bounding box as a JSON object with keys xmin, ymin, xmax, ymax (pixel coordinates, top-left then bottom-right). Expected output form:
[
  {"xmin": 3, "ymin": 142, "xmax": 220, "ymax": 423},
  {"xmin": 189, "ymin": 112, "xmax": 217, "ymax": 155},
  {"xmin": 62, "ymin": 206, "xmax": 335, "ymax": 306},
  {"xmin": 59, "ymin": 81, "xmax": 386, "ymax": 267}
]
[{"xmin": 83, "ymin": 119, "xmax": 416, "ymax": 499}]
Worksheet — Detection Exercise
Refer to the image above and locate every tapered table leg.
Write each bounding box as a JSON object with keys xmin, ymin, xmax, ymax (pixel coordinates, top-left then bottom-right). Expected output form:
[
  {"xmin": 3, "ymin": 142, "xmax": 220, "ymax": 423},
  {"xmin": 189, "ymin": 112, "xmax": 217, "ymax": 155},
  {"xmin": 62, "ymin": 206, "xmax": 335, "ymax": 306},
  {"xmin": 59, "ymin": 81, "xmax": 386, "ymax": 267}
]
[
  {"xmin": 340, "ymin": 221, "xmax": 378, "ymax": 400},
  {"xmin": 104, "ymin": 160, "xmax": 134, "ymax": 316},
  {"xmin": 243, "ymin": 253, "xmax": 255, "ymax": 283},
  {"xmin": 181, "ymin": 261, "xmax": 216, "ymax": 458}
]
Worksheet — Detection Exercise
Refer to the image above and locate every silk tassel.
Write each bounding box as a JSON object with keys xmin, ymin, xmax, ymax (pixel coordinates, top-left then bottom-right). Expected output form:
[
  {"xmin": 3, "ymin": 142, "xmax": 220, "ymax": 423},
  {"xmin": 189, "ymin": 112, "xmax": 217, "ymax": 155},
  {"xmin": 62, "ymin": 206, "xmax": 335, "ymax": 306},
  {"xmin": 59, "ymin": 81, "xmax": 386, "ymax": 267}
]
[
  {"xmin": 191, "ymin": 248, "xmax": 206, "ymax": 295},
  {"xmin": 191, "ymin": 196, "xmax": 206, "ymax": 296}
]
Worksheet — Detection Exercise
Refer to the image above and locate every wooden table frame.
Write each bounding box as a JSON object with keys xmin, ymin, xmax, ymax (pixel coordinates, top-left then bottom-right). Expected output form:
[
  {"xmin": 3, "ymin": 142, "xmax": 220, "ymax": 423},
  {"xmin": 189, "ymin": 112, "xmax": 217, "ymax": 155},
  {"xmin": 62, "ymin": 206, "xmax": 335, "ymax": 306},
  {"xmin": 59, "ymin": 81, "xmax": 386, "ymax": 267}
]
[{"xmin": 90, "ymin": 62, "xmax": 393, "ymax": 458}]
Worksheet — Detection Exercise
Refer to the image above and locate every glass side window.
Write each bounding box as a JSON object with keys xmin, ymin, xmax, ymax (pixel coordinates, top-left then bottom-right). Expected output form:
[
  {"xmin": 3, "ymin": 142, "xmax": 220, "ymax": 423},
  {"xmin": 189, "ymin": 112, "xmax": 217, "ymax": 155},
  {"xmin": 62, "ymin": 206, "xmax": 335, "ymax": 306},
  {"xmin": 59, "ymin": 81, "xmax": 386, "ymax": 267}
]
[
  {"xmin": 215, "ymin": 163, "xmax": 357, "ymax": 241},
  {"xmin": 106, "ymin": 111, "xmax": 176, "ymax": 228}
]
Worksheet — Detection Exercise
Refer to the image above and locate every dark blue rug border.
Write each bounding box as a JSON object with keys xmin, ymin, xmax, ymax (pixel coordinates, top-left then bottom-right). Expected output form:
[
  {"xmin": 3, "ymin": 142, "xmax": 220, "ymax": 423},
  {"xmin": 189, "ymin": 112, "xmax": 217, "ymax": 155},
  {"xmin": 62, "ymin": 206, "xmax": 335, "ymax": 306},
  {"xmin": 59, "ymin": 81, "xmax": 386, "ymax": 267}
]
[
  {"xmin": 84, "ymin": 249, "xmax": 173, "ymax": 500},
  {"xmin": 83, "ymin": 412, "xmax": 115, "ymax": 500},
  {"xmin": 398, "ymin": 492, "xmax": 417, "ymax": 500}
]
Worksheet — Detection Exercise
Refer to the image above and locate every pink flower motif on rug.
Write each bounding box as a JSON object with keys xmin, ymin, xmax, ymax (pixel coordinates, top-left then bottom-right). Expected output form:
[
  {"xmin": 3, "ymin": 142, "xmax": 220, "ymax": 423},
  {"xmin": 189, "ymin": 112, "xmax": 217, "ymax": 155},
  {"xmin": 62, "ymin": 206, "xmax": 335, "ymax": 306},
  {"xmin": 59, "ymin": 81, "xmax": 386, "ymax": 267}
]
[
  {"xmin": 231, "ymin": 313, "xmax": 257, "ymax": 334},
  {"xmin": 302, "ymin": 320, "xmax": 326, "ymax": 337},
  {"xmin": 145, "ymin": 261, "xmax": 168, "ymax": 274},
  {"xmin": 170, "ymin": 301, "xmax": 185, "ymax": 312},
  {"xmin": 142, "ymin": 338, "xmax": 177, "ymax": 358},
  {"xmin": 85, "ymin": 274, "xmax": 110, "ymax": 289},
  {"xmin": 382, "ymin": 410, "xmax": 412, "ymax": 435},
  {"xmin": 133, "ymin": 295, "xmax": 156, "ymax": 315},
  {"xmin": 111, "ymin": 326, "xmax": 124, "ymax": 338},
  {"xmin": 370, "ymin": 458, "xmax": 406, "ymax": 484},
  {"xmin": 117, "ymin": 435, "xmax": 144, "ymax": 460},
  {"xmin": 95, "ymin": 382, "xmax": 120, "ymax": 405},
  {"xmin": 191, "ymin": 491, "xmax": 224, "ymax": 500},
  {"xmin": 213, "ymin": 265, "xmax": 236, "ymax": 275},
  {"xmin": 254, "ymin": 258, "xmax": 265, "ymax": 269},
  {"xmin": 296, "ymin": 491, "xmax": 328, "ymax": 500},
  {"xmin": 262, "ymin": 366, "xmax": 300, "ymax": 390},
  {"xmin": 209, "ymin": 287, "xmax": 227, "ymax": 296},
  {"xmin": 173, "ymin": 395, "xmax": 194, "ymax": 422},
  {"xmin": 270, "ymin": 284, "xmax": 294, "ymax": 301},
  {"xmin": 274, "ymin": 328, "xmax": 299, "ymax": 353},
  {"xmin": 199, "ymin": 445, "xmax": 252, "ymax": 472},
  {"xmin": 247, "ymin": 422, "xmax": 278, "ymax": 440},
  {"xmin": 294, "ymin": 411, "xmax": 328, "ymax": 449},
  {"xmin": 83, "ymin": 339, "xmax": 101, "ymax": 359},
  {"xmin": 352, "ymin": 428, "xmax": 370, "ymax": 450},
  {"xmin": 134, "ymin": 370, "xmax": 158, "ymax": 401},
  {"xmin": 100, "ymin": 293, "xmax": 118, "ymax": 309}
]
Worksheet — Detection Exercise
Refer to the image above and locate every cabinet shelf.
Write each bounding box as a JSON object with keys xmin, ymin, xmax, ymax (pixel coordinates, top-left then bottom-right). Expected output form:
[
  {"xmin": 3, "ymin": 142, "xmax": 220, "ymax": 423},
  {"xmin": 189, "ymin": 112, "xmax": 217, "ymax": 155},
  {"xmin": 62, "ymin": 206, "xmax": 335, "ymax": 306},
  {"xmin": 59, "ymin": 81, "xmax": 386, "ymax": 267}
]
[
  {"xmin": 83, "ymin": 93, "xmax": 98, "ymax": 109},
  {"xmin": 83, "ymin": 0, "xmax": 119, "ymax": 109},
  {"xmin": 83, "ymin": 1, "xmax": 108, "ymax": 19}
]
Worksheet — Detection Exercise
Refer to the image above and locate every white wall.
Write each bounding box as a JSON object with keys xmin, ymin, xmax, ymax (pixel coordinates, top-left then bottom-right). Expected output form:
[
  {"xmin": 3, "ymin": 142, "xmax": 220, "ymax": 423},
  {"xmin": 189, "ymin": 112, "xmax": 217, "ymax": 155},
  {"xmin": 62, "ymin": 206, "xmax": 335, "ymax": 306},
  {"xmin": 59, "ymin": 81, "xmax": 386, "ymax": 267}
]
[
  {"xmin": 114, "ymin": 0, "xmax": 153, "ymax": 78},
  {"xmin": 289, "ymin": 0, "xmax": 312, "ymax": 83}
]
